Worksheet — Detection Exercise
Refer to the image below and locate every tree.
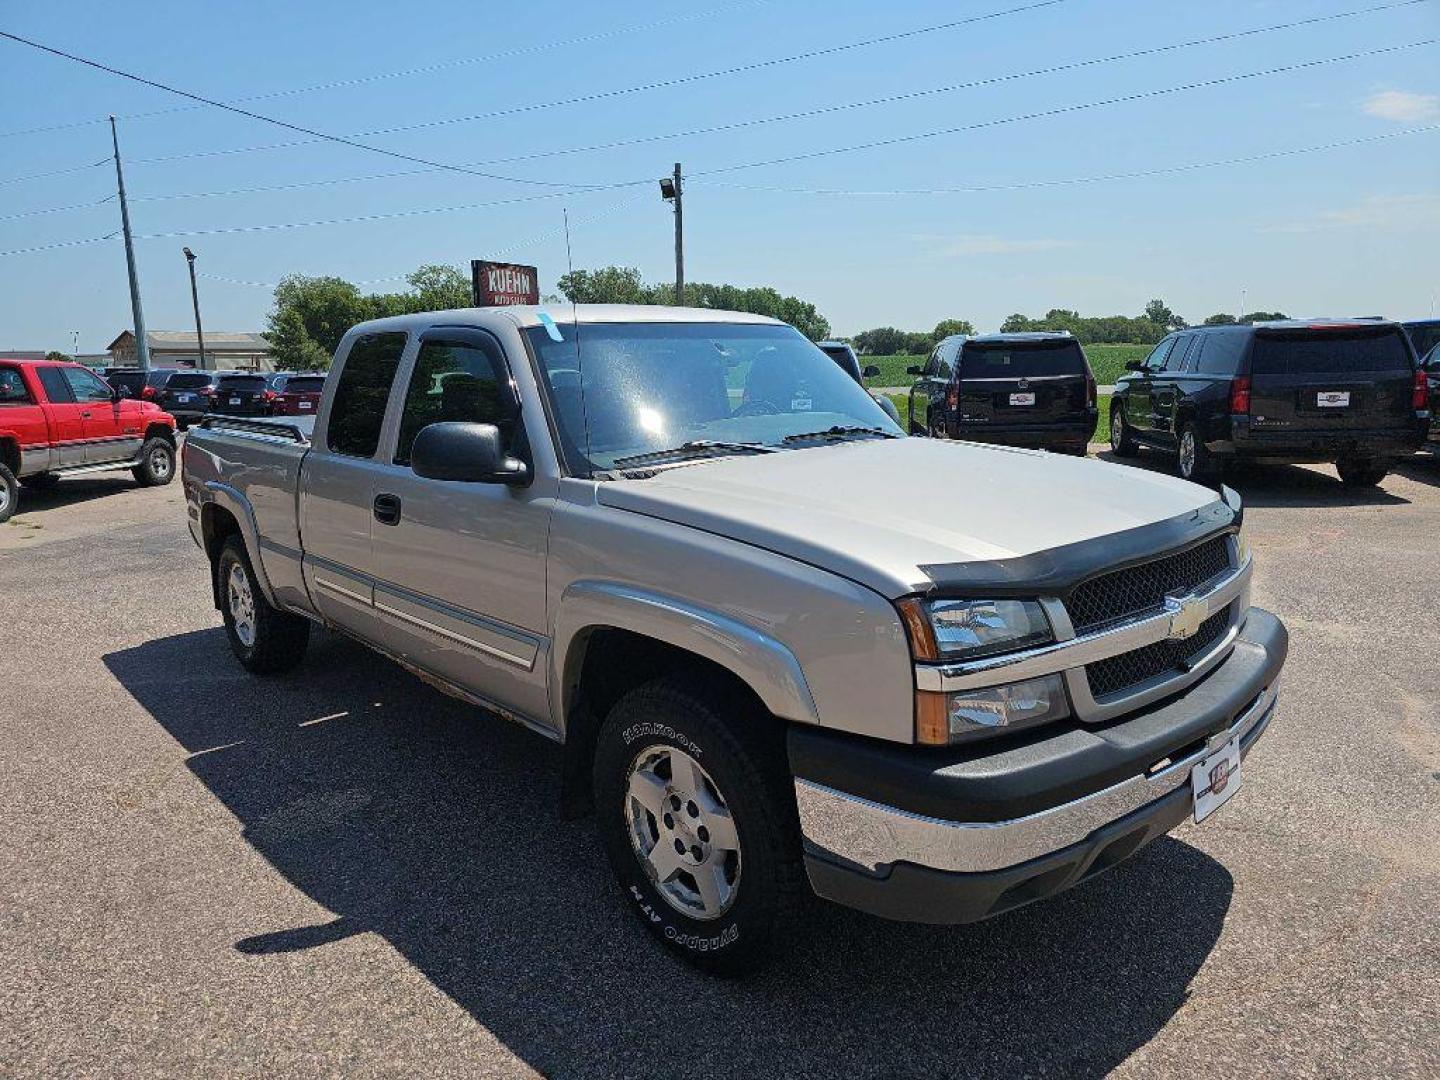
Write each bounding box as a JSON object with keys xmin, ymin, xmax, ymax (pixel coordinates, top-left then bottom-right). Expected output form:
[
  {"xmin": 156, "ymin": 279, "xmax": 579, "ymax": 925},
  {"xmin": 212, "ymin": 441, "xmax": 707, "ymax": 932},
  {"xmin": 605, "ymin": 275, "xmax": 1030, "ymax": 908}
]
[
  {"xmin": 556, "ymin": 265, "xmax": 650, "ymax": 305},
  {"xmin": 1240, "ymin": 310, "xmax": 1287, "ymax": 324},
  {"xmin": 852, "ymin": 327, "xmax": 909, "ymax": 355},
  {"xmin": 406, "ymin": 264, "xmax": 471, "ymax": 310},
  {"xmin": 266, "ymin": 275, "xmax": 370, "ymax": 370},
  {"xmin": 932, "ymin": 318, "xmax": 975, "ymax": 341},
  {"xmin": 1143, "ymin": 299, "xmax": 1187, "ymax": 332},
  {"xmin": 44, "ymin": 350, "xmax": 72, "ymax": 363},
  {"xmin": 1203, "ymin": 313, "xmax": 1238, "ymax": 326}
]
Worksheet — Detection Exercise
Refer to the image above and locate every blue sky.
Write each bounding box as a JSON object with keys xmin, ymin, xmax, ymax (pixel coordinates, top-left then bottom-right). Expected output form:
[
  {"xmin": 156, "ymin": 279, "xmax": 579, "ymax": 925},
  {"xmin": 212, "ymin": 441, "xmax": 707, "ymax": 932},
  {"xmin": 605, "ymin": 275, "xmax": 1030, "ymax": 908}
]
[{"xmin": 1, "ymin": 0, "xmax": 1436, "ymax": 352}]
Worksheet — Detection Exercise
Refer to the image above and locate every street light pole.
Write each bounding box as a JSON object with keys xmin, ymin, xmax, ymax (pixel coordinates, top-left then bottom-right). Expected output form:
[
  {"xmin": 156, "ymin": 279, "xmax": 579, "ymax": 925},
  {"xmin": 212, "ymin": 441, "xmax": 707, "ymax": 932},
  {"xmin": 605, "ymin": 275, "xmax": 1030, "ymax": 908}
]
[
  {"xmin": 109, "ymin": 116, "xmax": 150, "ymax": 371},
  {"xmin": 672, "ymin": 162, "xmax": 684, "ymax": 306},
  {"xmin": 183, "ymin": 247, "xmax": 208, "ymax": 370}
]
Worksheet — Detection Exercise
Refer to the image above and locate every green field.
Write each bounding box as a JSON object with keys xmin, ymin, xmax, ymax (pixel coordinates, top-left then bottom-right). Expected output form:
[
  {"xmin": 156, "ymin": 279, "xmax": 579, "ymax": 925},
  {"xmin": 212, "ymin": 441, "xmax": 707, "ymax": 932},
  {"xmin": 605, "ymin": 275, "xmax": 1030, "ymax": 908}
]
[
  {"xmin": 861, "ymin": 344, "xmax": 1151, "ymax": 388},
  {"xmin": 884, "ymin": 392, "xmax": 1113, "ymax": 447}
]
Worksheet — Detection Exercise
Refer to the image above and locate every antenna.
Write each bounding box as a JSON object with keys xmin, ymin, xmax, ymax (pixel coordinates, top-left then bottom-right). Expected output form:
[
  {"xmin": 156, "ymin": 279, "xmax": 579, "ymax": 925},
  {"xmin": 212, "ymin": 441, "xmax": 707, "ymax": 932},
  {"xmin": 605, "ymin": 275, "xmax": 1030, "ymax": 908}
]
[{"xmin": 562, "ymin": 207, "xmax": 594, "ymax": 467}]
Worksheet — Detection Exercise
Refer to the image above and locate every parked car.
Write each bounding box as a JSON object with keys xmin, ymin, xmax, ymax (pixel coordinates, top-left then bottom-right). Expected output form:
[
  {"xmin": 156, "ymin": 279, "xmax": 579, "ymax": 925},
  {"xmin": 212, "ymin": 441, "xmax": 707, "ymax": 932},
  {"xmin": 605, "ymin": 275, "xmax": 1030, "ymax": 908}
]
[
  {"xmin": 211, "ymin": 372, "xmax": 277, "ymax": 416},
  {"xmin": 270, "ymin": 373, "xmax": 327, "ymax": 416},
  {"xmin": 1420, "ymin": 342, "xmax": 1440, "ymax": 447},
  {"xmin": 905, "ymin": 332, "xmax": 1098, "ymax": 453},
  {"xmin": 1110, "ymin": 319, "xmax": 1428, "ymax": 485},
  {"xmin": 182, "ymin": 306, "xmax": 1285, "ymax": 973},
  {"xmin": 0, "ymin": 356, "xmax": 177, "ymax": 522},
  {"xmin": 1402, "ymin": 318, "xmax": 1440, "ymax": 364},
  {"xmin": 815, "ymin": 340, "xmax": 902, "ymax": 425},
  {"xmin": 104, "ymin": 367, "xmax": 151, "ymax": 400}
]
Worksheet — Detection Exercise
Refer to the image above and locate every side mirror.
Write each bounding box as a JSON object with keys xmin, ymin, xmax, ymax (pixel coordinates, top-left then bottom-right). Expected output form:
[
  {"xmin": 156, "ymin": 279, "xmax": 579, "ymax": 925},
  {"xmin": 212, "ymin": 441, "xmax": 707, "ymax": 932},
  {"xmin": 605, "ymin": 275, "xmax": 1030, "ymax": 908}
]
[
  {"xmin": 411, "ymin": 422, "xmax": 530, "ymax": 486},
  {"xmin": 862, "ymin": 364, "xmax": 880, "ymax": 378},
  {"xmin": 1124, "ymin": 359, "xmax": 1145, "ymax": 372},
  {"xmin": 906, "ymin": 365, "xmax": 924, "ymax": 377}
]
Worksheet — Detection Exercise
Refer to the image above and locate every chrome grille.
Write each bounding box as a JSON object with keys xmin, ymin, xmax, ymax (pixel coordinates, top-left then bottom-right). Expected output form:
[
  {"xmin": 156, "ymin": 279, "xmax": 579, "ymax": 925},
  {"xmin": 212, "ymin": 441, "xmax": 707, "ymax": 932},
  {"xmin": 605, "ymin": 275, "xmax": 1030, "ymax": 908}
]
[
  {"xmin": 1085, "ymin": 606, "xmax": 1231, "ymax": 699},
  {"xmin": 1065, "ymin": 535, "xmax": 1231, "ymax": 634}
]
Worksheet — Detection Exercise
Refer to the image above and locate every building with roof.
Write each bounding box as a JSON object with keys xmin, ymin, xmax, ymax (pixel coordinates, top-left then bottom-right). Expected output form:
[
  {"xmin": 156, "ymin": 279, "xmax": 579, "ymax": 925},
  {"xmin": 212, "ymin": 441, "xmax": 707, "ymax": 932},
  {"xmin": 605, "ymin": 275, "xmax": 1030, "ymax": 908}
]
[{"xmin": 106, "ymin": 330, "xmax": 273, "ymax": 371}]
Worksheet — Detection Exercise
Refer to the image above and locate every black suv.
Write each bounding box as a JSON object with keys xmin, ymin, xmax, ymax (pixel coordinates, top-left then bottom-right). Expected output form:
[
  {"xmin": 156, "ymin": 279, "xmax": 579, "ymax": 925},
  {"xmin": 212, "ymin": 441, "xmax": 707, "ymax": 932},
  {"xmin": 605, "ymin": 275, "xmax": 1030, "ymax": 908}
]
[
  {"xmin": 1110, "ymin": 319, "xmax": 1428, "ymax": 485},
  {"xmin": 211, "ymin": 372, "xmax": 276, "ymax": 416},
  {"xmin": 814, "ymin": 340, "xmax": 902, "ymax": 425},
  {"xmin": 905, "ymin": 332, "xmax": 1097, "ymax": 453}
]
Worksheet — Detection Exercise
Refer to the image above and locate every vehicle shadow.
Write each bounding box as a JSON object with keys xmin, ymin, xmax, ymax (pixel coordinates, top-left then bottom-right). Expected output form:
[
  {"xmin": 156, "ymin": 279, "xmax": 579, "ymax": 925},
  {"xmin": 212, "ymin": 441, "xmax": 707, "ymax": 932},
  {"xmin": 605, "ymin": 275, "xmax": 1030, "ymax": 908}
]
[
  {"xmin": 1089, "ymin": 448, "xmax": 1410, "ymax": 508},
  {"xmin": 8, "ymin": 474, "xmax": 147, "ymax": 516},
  {"xmin": 1395, "ymin": 450, "xmax": 1440, "ymax": 488},
  {"xmin": 104, "ymin": 628, "xmax": 1233, "ymax": 1078}
]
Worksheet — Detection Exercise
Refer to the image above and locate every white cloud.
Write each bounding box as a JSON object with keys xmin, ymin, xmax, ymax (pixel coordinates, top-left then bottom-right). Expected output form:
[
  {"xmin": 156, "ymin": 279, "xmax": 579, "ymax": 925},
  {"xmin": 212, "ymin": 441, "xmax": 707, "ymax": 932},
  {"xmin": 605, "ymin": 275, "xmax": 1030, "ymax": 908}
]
[
  {"xmin": 1362, "ymin": 89, "xmax": 1440, "ymax": 123},
  {"xmin": 934, "ymin": 235, "xmax": 1075, "ymax": 257},
  {"xmin": 1262, "ymin": 192, "xmax": 1440, "ymax": 234}
]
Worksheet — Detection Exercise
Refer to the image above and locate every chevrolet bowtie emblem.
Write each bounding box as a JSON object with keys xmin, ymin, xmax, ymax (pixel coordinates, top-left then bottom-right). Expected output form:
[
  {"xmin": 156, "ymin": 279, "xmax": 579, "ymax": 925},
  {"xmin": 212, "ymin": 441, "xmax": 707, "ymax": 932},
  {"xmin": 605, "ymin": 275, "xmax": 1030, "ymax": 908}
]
[{"xmin": 1164, "ymin": 594, "xmax": 1206, "ymax": 640}]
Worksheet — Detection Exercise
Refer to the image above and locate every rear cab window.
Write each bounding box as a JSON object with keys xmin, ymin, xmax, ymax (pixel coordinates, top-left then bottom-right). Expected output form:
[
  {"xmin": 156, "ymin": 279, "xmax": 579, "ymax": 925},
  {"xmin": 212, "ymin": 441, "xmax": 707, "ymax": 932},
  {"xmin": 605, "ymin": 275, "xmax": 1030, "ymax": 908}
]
[
  {"xmin": 1249, "ymin": 326, "xmax": 1414, "ymax": 375},
  {"xmin": 959, "ymin": 338, "xmax": 1087, "ymax": 377},
  {"xmin": 327, "ymin": 332, "xmax": 407, "ymax": 457},
  {"xmin": 0, "ymin": 366, "xmax": 31, "ymax": 404}
]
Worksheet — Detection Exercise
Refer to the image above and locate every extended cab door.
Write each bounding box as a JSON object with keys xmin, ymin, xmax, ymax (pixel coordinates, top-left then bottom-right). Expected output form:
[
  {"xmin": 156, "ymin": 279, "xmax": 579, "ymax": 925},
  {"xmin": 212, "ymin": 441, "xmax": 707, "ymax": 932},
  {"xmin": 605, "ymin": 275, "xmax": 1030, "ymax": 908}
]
[
  {"xmin": 365, "ymin": 328, "xmax": 553, "ymax": 715},
  {"xmin": 300, "ymin": 331, "xmax": 408, "ymax": 635},
  {"xmin": 59, "ymin": 365, "xmax": 142, "ymax": 463},
  {"xmin": 30, "ymin": 366, "xmax": 90, "ymax": 467},
  {"xmin": 0, "ymin": 364, "xmax": 52, "ymax": 474}
]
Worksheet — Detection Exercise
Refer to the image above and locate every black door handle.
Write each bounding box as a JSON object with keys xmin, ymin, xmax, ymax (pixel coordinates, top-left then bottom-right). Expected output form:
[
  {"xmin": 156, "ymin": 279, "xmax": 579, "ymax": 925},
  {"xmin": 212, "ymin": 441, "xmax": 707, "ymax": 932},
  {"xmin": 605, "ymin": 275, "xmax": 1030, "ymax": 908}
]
[{"xmin": 373, "ymin": 493, "xmax": 402, "ymax": 526}]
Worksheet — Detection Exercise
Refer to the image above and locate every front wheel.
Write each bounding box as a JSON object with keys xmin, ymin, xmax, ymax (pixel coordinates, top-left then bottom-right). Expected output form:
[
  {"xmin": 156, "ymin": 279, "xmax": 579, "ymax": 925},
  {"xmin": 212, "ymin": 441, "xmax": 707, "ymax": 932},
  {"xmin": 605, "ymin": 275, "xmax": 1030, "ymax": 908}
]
[
  {"xmin": 217, "ymin": 536, "xmax": 310, "ymax": 674},
  {"xmin": 0, "ymin": 464, "xmax": 18, "ymax": 524},
  {"xmin": 592, "ymin": 673, "xmax": 804, "ymax": 974},
  {"xmin": 132, "ymin": 437, "xmax": 176, "ymax": 487},
  {"xmin": 1110, "ymin": 403, "xmax": 1138, "ymax": 456},
  {"xmin": 1336, "ymin": 457, "xmax": 1390, "ymax": 487}
]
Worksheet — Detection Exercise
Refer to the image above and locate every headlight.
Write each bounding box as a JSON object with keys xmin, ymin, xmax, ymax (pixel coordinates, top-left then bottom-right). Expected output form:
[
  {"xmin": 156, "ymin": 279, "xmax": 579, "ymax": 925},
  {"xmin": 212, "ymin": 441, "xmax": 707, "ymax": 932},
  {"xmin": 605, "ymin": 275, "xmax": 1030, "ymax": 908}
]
[
  {"xmin": 898, "ymin": 598, "xmax": 1053, "ymax": 661},
  {"xmin": 917, "ymin": 674, "xmax": 1070, "ymax": 745}
]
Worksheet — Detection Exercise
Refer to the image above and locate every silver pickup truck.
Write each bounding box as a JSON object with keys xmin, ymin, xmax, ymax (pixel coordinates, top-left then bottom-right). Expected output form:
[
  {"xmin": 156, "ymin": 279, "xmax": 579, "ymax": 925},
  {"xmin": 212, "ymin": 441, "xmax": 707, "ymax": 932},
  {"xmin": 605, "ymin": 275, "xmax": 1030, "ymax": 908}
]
[{"xmin": 182, "ymin": 305, "xmax": 1287, "ymax": 973}]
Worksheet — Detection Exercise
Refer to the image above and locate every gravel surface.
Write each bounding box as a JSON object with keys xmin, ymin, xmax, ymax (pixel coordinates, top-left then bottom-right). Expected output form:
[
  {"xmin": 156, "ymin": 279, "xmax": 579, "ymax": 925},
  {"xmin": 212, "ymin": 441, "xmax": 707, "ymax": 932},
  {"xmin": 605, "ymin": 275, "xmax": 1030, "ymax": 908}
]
[{"xmin": 2, "ymin": 450, "xmax": 1437, "ymax": 1078}]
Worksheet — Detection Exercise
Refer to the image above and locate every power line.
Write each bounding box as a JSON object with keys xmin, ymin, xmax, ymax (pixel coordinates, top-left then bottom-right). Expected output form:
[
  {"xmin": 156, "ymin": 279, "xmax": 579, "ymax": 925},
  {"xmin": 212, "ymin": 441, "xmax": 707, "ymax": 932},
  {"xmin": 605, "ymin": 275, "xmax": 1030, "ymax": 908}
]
[
  {"xmin": 690, "ymin": 38, "xmax": 1437, "ymax": 178},
  {"xmin": 691, "ymin": 125, "xmax": 1440, "ymax": 196},
  {"xmin": 69, "ymin": 0, "xmax": 1426, "ymax": 183},
  {"xmin": 0, "ymin": 155, "xmax": 108, "ymax": 187},
  {"xmin": 0, "ymin": 193, "xmax": 114, "ymax": 223},
  {"xmin": 0, "ymin": 0, "xmax": 773, "ymax": 139},
  {"xmin": 0, "ymin": 29, "xmax": 632, "ymax": 189}
]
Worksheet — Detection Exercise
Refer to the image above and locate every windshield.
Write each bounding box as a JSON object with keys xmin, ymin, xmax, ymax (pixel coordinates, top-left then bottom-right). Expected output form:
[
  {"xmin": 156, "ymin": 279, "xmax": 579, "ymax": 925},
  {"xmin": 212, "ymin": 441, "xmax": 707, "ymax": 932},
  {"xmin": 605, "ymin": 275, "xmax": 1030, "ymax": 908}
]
[
  {"xmin": 525, "ymin": 321, "xmax": 901, "ymax": 475},
  {"xmin": 167, "ymin": 373, "xmax": 213, "ymax": 389},
  {"xmin": 218, "ymin": 375, "xmax": 268, "ymax": 390},
  {"xmin": 960, "ymin": 340, "xmax": 1086, "ymax": 377},
  {"xmin": 1250, "ymin": 327, "xmax": 1413, "ymax": 375}
]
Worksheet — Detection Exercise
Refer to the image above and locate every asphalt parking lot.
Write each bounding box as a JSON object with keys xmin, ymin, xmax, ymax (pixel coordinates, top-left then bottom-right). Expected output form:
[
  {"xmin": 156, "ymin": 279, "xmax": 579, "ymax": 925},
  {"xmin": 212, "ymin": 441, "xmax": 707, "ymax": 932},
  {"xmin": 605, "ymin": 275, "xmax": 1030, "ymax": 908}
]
[{"xmin": 2, "ymin": 449, "xmax": 1438, "ymax": 1078}]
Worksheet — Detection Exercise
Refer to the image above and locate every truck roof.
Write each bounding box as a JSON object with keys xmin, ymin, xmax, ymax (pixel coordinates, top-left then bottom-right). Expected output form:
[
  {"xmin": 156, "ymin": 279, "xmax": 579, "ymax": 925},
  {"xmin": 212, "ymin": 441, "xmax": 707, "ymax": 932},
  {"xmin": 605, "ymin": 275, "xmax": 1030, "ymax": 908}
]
[{"xmin": 349, "ymin": 304, "xmax": 786, "ymax": 337}]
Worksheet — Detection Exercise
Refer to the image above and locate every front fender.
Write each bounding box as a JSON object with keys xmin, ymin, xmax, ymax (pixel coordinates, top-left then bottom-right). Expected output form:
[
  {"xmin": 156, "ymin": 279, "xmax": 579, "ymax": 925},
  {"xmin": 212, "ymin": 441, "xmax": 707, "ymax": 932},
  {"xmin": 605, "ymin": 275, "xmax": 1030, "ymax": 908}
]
[{"xmin": 550, "ymin": 580, "xmax": 821, "ymax": 735}]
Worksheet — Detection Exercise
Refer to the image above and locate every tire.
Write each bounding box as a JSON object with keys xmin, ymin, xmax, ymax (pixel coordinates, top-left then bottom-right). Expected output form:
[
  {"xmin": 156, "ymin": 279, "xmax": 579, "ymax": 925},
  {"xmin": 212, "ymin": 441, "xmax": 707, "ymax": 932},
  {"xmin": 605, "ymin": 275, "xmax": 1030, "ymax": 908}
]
[
  {"xmin": 216, "ymin": 536, "xmax": 310, "ymax": 674},
  {"xmin": 20, "ymin": 471, "xmax": 59, "ymax": 491},
  {"xmin": 132, "ymin": 437, "xmax": 176, "ymax": 487},
  {"xmin": 1110, "ymin": 402, "xmax": 1138, "ymax": 456},
  {"xmin": 592, "ymin": 672, "xmax": 804, "ymax": 975},
  {"xmin": 0, "ymin": 464, "xmax": 17, "ymax": 524},
  {"xmin": 1176, "ymin": 421, "xmax": 1218, "ymax": 483},
  {"xmin": 1336, "ymin": 457, "xmax": 1389, "ymax": 487}
]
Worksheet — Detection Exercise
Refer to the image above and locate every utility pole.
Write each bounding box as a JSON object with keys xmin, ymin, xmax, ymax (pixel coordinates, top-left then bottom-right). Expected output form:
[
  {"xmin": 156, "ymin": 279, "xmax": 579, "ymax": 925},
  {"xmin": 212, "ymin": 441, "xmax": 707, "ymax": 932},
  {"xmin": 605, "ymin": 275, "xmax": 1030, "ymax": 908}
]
[
  {"xmin": 183, "ymin": 247, "xmax": 208, "ymax": 370},
  {"xmin": 109, "ymin": 116, "xmax": 150, "ymax": 371},
  {"xmin": 659, "ymin": 163, "xmax": 684, "ymax": 305},
  {"xmin": 672, "ymin": 162, "xmax": 684, "ymax": 305}
]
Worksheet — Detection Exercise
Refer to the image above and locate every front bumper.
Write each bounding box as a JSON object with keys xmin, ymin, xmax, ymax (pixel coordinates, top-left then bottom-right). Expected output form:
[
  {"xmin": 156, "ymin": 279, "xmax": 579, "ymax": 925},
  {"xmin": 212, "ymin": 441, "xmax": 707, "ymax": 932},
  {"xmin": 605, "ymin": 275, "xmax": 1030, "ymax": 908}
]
[{"xmin": 790, "ymin": 607, "xmax": 1286, "ymax": 924}]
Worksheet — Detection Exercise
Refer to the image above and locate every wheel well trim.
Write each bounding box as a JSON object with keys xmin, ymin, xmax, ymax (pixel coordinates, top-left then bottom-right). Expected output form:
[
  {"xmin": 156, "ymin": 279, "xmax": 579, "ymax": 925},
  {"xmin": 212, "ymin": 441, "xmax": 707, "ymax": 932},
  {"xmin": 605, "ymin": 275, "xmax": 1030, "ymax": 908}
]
[
  {"xmin": 550, "ymin": 581, "xmax": 821, "ymax": 737},
  {"xmin": 199, "ymin": 482, "xmax": 280, "ymax": 608}
]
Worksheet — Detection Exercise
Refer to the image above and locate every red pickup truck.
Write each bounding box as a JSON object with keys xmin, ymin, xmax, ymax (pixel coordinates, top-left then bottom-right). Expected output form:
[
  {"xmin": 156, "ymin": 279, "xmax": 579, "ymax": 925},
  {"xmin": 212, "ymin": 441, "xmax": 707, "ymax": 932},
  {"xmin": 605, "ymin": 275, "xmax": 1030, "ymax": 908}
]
[{"xmin": 0, "ymin": 357, "xmax": 178, "ymax": 523}]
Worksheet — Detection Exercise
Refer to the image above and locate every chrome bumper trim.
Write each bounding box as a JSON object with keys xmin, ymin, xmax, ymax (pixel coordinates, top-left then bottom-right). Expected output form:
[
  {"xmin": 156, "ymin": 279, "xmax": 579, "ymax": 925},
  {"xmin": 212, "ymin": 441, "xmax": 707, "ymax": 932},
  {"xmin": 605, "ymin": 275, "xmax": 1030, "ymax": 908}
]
[
  {"xmin": 795, "ymin": 682, "xmax": 1278, "ymax": 876},
  {"xmin": 914, "ymin": 556, "xmax": 1251, "ymax": 693}
]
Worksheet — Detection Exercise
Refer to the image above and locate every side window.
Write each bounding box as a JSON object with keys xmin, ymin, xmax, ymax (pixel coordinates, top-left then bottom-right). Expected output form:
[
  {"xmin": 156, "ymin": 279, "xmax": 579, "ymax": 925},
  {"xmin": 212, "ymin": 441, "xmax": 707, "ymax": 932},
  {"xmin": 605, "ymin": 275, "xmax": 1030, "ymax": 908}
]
[
  {"xmin": 1197, "ymin": 332, "xmax": 1246, "ymax": 374},
  {"xmin": 1164, "ymin": 335, "xmax": 1194, "ymax": 371},
  {"xmin": 924, "ymin": 347, "xmax": 942, "ymax": 378},
  {"xmin": 36, "ymin": 367, "xmax": 76, "ymax": 403},
  {"xmin": 1144, "ymin": 337, "xmax": 1174, "ymax": 371},
  {"xmin": 394, "ymin": 338, "xmax": 514, "ymax": 465},
  {"xmin": 326, "ymin": 332, "xmax": 407, "ymax": 457},
  {"xmin": 936, "ymin": 343, "xmax": 955, "ymax": 381},
  {"xmin": 61, "ymin": 366, "xmax": 114, "ymax": 402},
  {"xmin": 0, "ymin": 367, "xmax": 30, "ymax": 404}
]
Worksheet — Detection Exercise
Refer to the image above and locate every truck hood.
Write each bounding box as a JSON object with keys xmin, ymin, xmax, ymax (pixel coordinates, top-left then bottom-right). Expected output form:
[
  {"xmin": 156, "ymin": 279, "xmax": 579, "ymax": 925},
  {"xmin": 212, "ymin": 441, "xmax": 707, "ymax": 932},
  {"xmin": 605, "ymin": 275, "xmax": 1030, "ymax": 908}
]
[{"xmin": 596, "ymin": 438, "xmax": 1222, "ymax": 597}]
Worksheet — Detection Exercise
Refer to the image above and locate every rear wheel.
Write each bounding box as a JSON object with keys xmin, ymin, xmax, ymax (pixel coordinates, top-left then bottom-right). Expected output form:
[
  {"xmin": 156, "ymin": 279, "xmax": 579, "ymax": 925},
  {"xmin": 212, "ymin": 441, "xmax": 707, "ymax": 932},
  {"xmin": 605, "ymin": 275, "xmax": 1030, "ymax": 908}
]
[
  {"xmin": 0, "ymin": 464, "xmax": 17, "ymax": 524},
  {"xmin": 217, "ymin": 536, "xmax": 310, "ymax": 674},
  {"xmin": 1336, "ymin": 457, "xmax": 1389, "ymax": 487},
  {"xmin": 1176, "ymin": 422, "xmax": 1218, "ymax": 483},
  {"xmin": 592, "ymin": 672, "xmax": 803, "ymax": 974},
  {"xmin": 20, "ymin": 471, "xmax": 59, "ymax": 491},
  {"xmin": 132, "ymin": 437, "xmax": 175, "ymax": 487},
  {"xmin": 1110, "ymin": 402, "xmax": 1138, "ymax": 456}
]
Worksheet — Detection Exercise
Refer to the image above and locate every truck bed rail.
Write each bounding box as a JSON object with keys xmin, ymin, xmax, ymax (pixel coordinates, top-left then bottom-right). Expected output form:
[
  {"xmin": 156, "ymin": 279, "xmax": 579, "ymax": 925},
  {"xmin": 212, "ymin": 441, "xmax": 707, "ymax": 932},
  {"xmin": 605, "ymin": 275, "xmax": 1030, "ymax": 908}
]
[{"xmin": 197, "ymin": 414, "xmax": 312, "ymax": 444}]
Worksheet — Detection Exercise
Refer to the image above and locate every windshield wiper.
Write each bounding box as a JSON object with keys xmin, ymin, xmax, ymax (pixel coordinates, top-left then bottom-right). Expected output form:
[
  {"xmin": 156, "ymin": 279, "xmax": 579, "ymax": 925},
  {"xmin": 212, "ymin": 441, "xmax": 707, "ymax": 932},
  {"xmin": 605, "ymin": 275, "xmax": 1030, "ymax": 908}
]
[
  {"xmin": 610, "ymin": 440, "xmax": 778, "ymax": 469},
  {"xmin": 780, "ymin": 425, "xmax": 898, "ymax": 444}
]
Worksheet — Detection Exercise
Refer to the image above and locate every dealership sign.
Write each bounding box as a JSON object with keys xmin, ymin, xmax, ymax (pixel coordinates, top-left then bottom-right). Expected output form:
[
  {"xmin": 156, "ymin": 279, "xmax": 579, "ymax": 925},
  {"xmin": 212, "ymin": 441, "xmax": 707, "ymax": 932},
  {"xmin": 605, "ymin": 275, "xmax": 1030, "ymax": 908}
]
[{"xmin": 471, "ymin": 260, "xmax": 540, "ymax": 306}]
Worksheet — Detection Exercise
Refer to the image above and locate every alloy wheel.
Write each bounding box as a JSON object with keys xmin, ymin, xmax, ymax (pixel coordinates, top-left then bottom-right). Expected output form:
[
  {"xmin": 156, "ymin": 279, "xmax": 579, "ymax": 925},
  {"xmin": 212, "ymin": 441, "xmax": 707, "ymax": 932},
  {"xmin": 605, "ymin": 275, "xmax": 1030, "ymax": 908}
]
[
  {"xmin": 1179, "ymin": 430, "xmax": 1196, "ymax": 478},
  {"xmin": 227, "ymin": 562, "xmax": 257, "ymax": 647},
  {"xmin": 1110, "ymin": 410, "xmax": 1124, "ymax": 451},
  {"xmin": 624, "ymin": 745, "xmax": 741, "ymax": 920},
  {"xmin": 149, "ymin": 446, "xmax": 171, "ymax": 480}
]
